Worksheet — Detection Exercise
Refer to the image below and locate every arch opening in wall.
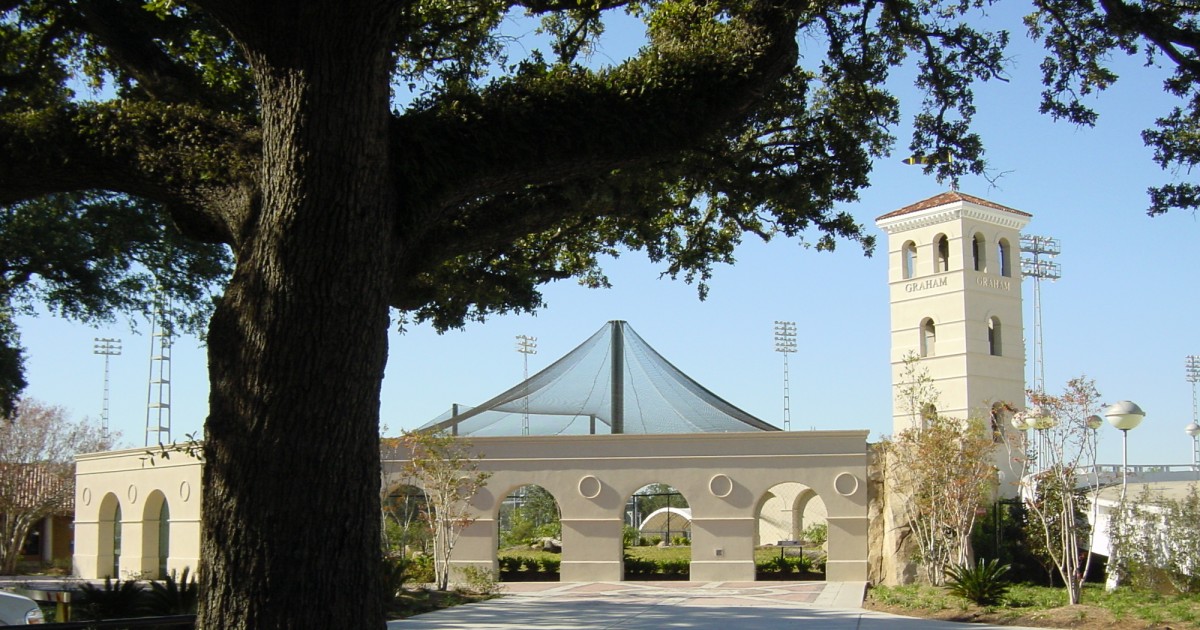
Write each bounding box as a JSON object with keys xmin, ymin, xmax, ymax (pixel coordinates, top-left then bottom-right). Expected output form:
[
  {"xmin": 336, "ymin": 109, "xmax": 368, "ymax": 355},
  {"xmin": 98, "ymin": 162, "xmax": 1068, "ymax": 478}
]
[
  {"xmin": 496, "ymin": 484, "xmax": 562, "ymax": 582},
  {"xmin": 141, "ymin": 490, "xmax": 170, "ymax": 579},
  {"xmin": 625, "ymin": 483, "xmax": 691, "ymax": 580},
  {"xmin": 988, "ymin": 316, "xmax": 1002, "ymax": 356},
  {"xmin": 97, "ymin": 493, "xmax": 121, "ymax": 579},
  {"xmin": 972, "ymin": 233, "xmax": 987, "ymax": 272},
  {"xmin": 754, "ymin": 482, "xmax": 827, "ymax": 581},
  {"xmin": 920, "ymin": 318, "xmax": 937, "ymax": 357},
  {"xmin": 997, "ymin": 238, "xmax": 1013, "ymax": 277},
  {"xmin": 934, "ymin": 234, "xmax": 950, "ymax": 273},
  {"xmin": 902, "ymin": 240, "xmax": 917, "ymax": 279},
  {"xmin": 381, "ymin": 484, "xmax": 431, "ymax": 568}
]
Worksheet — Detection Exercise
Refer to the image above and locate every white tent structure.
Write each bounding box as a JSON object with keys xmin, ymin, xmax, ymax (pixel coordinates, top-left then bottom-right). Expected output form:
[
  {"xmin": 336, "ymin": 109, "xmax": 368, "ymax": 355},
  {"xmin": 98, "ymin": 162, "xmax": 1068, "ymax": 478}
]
[{"xmin": 637, "ymin": 507, "xmax": 693, "ymax": 540}]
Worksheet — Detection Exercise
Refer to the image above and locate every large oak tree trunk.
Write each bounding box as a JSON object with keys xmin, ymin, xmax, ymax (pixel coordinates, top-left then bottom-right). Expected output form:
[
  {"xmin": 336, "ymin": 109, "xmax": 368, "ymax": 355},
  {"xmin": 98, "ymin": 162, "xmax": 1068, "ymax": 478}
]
[{"xmin": 198, "ymin": 11, "xmax": 396, "ymax": 628}]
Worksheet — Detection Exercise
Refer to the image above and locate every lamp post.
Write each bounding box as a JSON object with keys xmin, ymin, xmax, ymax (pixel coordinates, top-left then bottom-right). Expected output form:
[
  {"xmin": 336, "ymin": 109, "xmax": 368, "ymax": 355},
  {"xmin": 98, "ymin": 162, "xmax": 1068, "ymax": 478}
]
[
  {"xmin": 1104, "ymin": 400, "xmax": 1146, "ymax": 498},
  {"xmin": 1188, "ymin": 356, "xmax": 1199, "ymax": 472},
  {"xmin": 1187, "ymin": 422, "xmax": 1200, "ymax": 477}
]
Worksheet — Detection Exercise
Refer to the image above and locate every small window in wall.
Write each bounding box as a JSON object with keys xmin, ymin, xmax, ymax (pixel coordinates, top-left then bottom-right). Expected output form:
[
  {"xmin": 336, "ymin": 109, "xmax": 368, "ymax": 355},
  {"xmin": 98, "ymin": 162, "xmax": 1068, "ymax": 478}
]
[
  {"xmin": 934, "ymin": 234, "xmax": 949, "ymax": 272},
  {"xmin": 997, "ymin": 238, "xmax": 1012, "ymax": 277},
  {"xmin": 972, "ymin": 233, "xmax": 986, "ymax": 272},
  {"xmin": 988, "ymin": 317, "xmax": 1002, "ymax": 356},
  {"xmin": 920, "ymin": 318, "xmax": 936, "ymax": 357},
  {"xmin": 902, "ymin": 240, "xmax": 917, "ymax": 279}
]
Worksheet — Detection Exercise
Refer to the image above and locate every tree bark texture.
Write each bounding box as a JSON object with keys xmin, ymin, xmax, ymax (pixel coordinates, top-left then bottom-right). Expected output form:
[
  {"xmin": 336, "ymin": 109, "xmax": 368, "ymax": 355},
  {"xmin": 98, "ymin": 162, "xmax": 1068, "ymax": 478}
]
[{"xmin": 198, "ymin": 9, "xmax": 396, "ymax": 628}]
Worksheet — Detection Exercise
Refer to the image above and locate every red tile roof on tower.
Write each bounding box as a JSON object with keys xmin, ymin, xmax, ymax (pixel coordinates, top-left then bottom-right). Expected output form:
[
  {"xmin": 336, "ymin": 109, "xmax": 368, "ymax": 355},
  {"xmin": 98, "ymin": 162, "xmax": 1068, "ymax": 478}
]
[{"xmin": 875, "ymin": 191, "xmax": 1032, "ymax": 222}]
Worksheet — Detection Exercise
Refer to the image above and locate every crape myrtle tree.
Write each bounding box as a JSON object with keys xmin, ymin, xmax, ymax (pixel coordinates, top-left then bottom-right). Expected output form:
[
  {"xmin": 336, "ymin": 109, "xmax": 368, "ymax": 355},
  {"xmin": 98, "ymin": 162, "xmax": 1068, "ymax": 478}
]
[
  {"xmin": 882, "ymin": 354, "xmax": 998, "ymax": 585},
  {"xmin": 397, "ymin": 430, "xmax": 490, "ymax": 592},
  {"xmin": 1, "ymin": 0, "xmax": 1058, "ymax": 627},
  {"xmin": 1015, "ymin": 377, "xmax": 1105, "ymax": 605}
]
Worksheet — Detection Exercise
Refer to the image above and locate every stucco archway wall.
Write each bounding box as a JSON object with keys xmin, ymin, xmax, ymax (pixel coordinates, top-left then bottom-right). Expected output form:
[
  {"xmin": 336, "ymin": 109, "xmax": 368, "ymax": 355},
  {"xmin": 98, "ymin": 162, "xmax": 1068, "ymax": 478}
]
[
  {"xmin": 74, "ymin": 447, "xmax": 202, "ymax": 579},
  {"xmin": 383, "ymin": 431, "xmax": 869, "ymax": 583}
]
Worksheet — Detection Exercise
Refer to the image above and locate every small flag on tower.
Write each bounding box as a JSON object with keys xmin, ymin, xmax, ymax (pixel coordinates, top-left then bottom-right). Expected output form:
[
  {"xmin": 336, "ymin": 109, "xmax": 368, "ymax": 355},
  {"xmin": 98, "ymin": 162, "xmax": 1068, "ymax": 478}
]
[{"xmin": 902, "ymin": 150, "xmax": 954, "ymax": 165}]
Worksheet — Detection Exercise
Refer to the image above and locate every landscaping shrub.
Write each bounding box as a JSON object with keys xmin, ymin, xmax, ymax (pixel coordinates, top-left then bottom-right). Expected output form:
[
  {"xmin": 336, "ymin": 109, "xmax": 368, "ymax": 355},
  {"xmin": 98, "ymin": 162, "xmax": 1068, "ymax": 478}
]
[
  {"xmin": 145, "ymin": 567, "xmax": 199, "ymax": 615},
  {"xmin": 405, "ymin": 554, "xmax": 436, "ymax": 584},
  {"xmin": 802, "ymin": 523, "xmax": 828, "ymax": 546},
  {"xmin": 458, "ymin": 566, "xmax": 501, "ymax": 595},
  {"xmin": 623, "ymin": 555, "xmax": 654, "ymax": 576},
  {"xmin": 538, "ymin": 557, "xmax": 561, "ymax": 574},
  {"xmin": 659, "ymin": 557, "xmax": 690, "ymax": 575},
  {"xmin": 74, "ymin": 578, "xmax": 148, "ymax": 620},
  {"xmin": 945, "ymin": 559, "xmax": 1011, "ymax": 607},
  {"xmin": 670, "ymin": 535, "xmax": 690, "ymax": 546}
]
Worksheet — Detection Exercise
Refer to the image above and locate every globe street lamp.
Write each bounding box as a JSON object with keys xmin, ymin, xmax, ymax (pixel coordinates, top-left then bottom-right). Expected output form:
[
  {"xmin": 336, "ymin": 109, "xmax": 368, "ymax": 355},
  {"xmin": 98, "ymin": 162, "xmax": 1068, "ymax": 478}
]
[
  {"xmin": 1104, "ymin": 400, "xmax": 1146, "ymax": 497},
  {"xmin": 1028, "ymin": 405, "xmax": 1056, "ymax": 471}
]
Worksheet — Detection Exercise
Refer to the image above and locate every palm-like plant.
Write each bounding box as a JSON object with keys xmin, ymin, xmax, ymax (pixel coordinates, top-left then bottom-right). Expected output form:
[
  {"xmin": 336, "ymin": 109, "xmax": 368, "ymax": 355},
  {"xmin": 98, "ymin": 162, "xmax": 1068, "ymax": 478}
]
[
  {"xmin": 945, "ymin": 559, "xmax": 1011, "ymax": 606},
  {"xmin": 146, "ymin": 567, "xmax": 199, "ymax": 615}
]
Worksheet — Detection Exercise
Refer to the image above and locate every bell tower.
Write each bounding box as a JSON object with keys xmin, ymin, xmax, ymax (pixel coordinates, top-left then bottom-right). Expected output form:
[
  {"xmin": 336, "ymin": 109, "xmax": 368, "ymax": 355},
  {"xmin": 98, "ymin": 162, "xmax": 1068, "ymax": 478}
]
[{"xmin": 875, "ymin": 191, "xmax": 1030, "ymax": 436}]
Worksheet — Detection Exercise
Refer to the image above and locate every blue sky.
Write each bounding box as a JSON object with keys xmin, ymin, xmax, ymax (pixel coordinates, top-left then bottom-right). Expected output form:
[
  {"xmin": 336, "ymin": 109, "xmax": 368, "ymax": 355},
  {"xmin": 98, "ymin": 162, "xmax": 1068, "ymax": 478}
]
[{"xmin": 13, "ymin": 3, "xmax": 1200, "ymax": 467}]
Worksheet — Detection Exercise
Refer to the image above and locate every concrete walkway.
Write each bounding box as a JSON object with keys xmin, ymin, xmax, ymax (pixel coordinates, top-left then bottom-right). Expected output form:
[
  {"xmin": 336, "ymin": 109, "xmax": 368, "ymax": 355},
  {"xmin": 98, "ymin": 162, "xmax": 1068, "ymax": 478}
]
[{"xmin": 387, "ymin": 581, "xmax": 1044, "ymax": 629}]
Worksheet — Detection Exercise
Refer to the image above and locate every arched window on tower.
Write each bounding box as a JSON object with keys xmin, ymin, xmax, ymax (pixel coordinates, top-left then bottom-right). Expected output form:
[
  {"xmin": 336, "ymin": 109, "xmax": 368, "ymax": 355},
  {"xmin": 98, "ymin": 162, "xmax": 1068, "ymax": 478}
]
[
  {"xmin": 997, "ymin": 238, "xmax": 1013, "ymax": 277},
  {"xmin": 934, "ymin": 234, "xmax": 949, "ymax": 272},
  {"xmin": 920, "ymin": 318, "xmax": 936, "ymax": 357},
  {"xmin": 972, "ymin": 233, "xmax": 986, "ymax": 272},
  {"xmin": 902, "ymin": 240, "xmax": 917, "ymax": 279},
  {"xmin": 988, "ymin": 316, "xmax": 1002, "ymax": 356}
]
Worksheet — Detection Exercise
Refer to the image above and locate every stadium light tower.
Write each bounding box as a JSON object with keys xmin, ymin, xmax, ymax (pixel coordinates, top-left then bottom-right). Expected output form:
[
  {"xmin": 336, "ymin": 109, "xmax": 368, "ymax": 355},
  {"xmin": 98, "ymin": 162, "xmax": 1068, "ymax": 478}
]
[
  {"xmin": 515, "ymin": 335, "xmax": 537, "ymax": 436},
  {"xmin": 145, "ymin": 290, "xmax": 172, "ymax": 446},
  {"xmin": 774, "ymin": 321, "xmax": 797, "ymax": 431},
  {"xmin": 1186, "ymin": 355, "xmax": 1200, "ymax": 468},
  {"xmin": 93, "ymin": 337, "xmax": 122, "ymax": 438},
  {"xmin": 1020, "ymin": 234, "xmax": 1061, "ymax": 394}
]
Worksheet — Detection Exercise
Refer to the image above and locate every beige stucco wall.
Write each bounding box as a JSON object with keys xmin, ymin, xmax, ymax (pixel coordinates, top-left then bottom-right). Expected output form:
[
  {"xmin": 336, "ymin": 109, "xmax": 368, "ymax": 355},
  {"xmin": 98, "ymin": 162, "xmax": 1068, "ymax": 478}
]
[
  {"xmin": 384, "ymin": 431, "xmax": 870, "ymax": 583},
  {"xmin": 75, "ymin": 432, "xmax": 869, "ymax": 583},
  {"xmin": 74, "ymin": 446, "xmax": 202, "ymax": 579}
]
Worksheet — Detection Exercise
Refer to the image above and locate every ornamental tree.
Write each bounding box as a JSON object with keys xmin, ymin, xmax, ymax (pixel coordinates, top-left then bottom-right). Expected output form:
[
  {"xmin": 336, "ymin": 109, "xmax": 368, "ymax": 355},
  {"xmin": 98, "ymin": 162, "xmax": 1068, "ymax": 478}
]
[
  {"xmin": 1016, "ymin": 377, "xmax": 1105, "ymax": 605},
  {"xmin": 397, "ymin": 431, "xmax": 490, "ymax": 592},
  {"xmin": 0, "ymin": 399, "xmax": 112, "ymax": 574},
  {"xmin": 882, "ymin": 356, "xmax": 998, "ymax": 585}
]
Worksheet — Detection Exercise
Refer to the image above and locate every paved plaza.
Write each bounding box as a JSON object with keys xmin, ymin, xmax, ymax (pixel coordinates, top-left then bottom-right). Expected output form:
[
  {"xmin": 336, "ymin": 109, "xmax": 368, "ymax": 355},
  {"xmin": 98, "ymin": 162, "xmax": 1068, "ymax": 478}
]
[{"xmin": 387, "ymin": 581, "xmax": 1043, "ymax": 629}]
